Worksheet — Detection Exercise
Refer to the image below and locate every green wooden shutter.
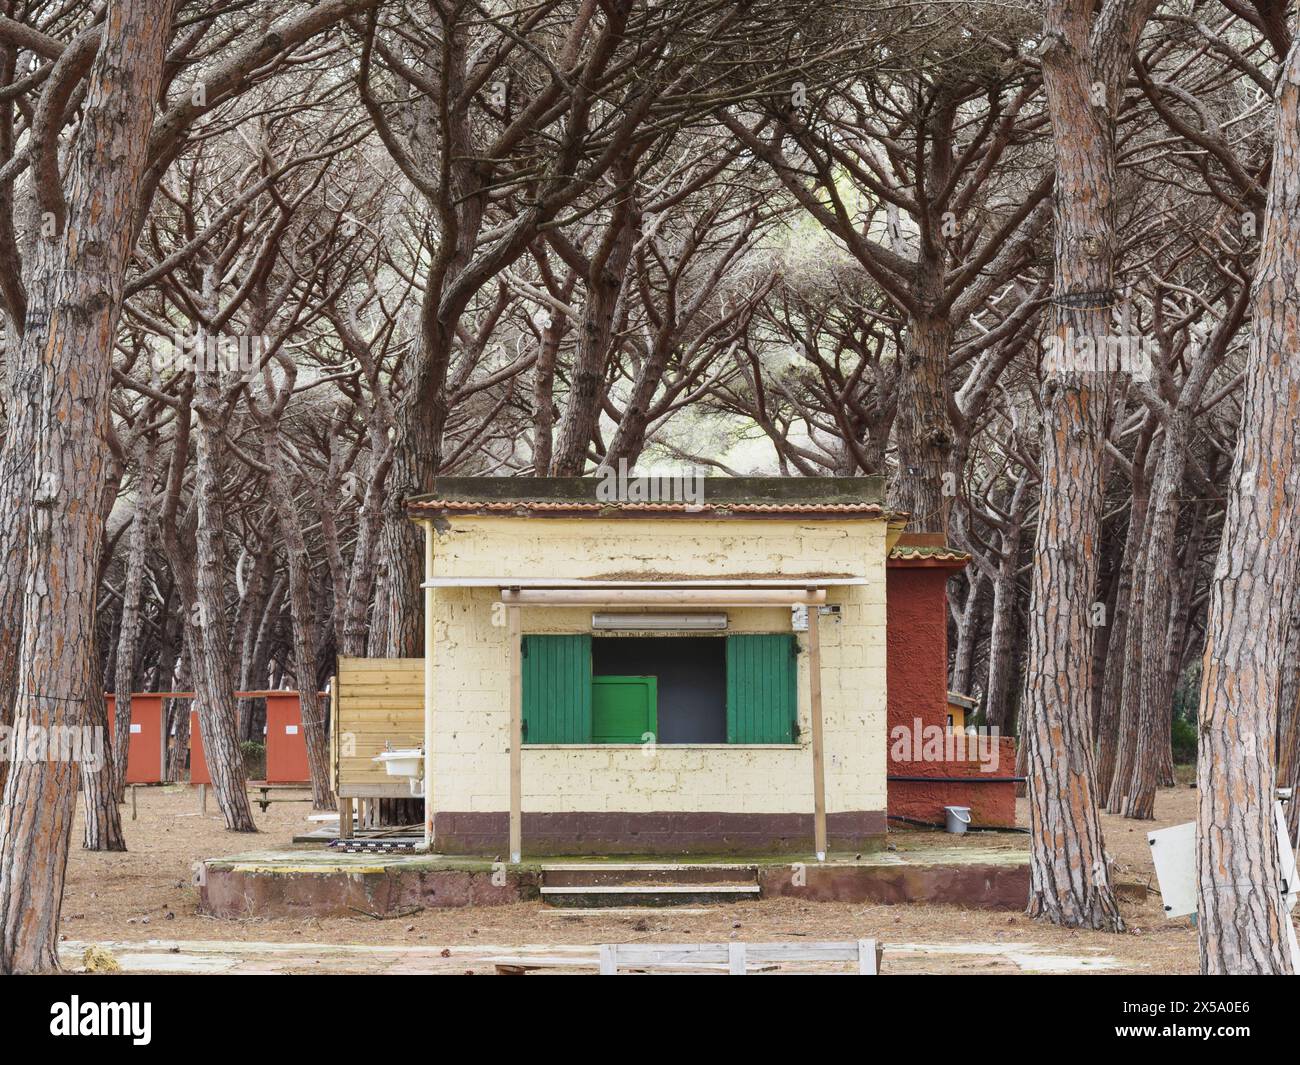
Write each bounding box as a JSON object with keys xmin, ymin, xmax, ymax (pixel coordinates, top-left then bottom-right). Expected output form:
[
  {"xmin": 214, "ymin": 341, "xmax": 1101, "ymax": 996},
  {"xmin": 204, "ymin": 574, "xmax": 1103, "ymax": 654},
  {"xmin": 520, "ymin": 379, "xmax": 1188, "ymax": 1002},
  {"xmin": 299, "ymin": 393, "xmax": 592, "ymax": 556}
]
[
  {"xmin": 726, "ymin": 634, "xmax": 797, "ymax": 744},
  {"xmin": 522, "ymin": 634, "xmax": 592, "ymax": 743}
]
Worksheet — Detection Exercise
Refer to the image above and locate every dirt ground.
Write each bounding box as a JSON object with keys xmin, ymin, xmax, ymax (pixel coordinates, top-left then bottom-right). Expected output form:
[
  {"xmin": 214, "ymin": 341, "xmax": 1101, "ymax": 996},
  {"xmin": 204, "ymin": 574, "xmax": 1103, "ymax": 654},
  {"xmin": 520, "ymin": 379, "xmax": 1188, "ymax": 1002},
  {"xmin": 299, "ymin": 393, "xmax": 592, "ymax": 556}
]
[{"xmin": 56, "ymin": 781, "xmax": 1266, "ymax": 974}]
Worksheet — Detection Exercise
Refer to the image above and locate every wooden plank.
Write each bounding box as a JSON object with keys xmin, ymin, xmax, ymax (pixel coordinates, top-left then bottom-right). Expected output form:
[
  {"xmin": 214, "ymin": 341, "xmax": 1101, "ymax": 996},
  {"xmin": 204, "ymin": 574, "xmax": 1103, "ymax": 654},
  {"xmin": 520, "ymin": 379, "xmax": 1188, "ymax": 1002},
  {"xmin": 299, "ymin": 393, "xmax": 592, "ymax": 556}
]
[
  {"xmin": 508, "ymin": 604, "xmax": 522, "ymax": 863},
  {"xmin": 338, "ymin": 664, "xmax": 423, "ymax": 677},
  {"xmin": 339, "ymin": 729, "xmax": 422, "ymax": 743},
  {"xmin": 748, "ymin": 942, "xmax": 862, "ymax": 961},
  {"xmin": 336, "ymin": 674, "xmax": 425, "ymax": 689},
  {"xmin": 339, "ymin": 698, "xmax": 431, "ymax": 711},
  {"xmin": 337, "ymin": 782, "xmax": 421, "ymax": 799},
  {"xmin": 808, "ymin": 607, "xmax": 827, "ymax": 859},
  {"xmin": 598, "ymin": 946, "xmax": 617, "ymax": 975},
  {"xmin": 728, "ymin": 942, "xmax": 746, "ymax": 975},
  {"xmin": 338, "ymin": 657, "xmax": 425, "ymax": 671},
  {"xmin": 338, "ymin": 796, "xmax": 353, "ymax": 839}
]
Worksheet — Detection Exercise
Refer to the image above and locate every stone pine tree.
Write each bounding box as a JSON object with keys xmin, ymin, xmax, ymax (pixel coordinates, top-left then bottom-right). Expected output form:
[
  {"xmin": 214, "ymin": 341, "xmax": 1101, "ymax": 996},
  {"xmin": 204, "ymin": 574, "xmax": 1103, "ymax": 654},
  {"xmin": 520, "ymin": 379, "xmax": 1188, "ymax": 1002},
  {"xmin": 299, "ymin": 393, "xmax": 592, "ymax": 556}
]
[
  {"xmin": 1193, "ymin": 30, "xmax": 1300, "ymax": 977},
  {"xmin": 0, "ymin": 0, "xmax": 179, "ymax": 975},
  {"xmin": 1022, "ymin": 0, "xmax": 1157, "ymax": 930}
]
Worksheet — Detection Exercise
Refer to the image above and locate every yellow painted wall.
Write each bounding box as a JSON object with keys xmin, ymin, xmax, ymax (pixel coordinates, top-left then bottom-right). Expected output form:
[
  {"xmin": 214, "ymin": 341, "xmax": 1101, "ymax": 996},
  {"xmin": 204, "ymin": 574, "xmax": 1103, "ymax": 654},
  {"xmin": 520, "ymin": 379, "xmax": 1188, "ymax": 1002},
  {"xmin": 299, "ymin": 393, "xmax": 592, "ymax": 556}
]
[{"xmin": 427, "ymin": 516, "xmax": 889, "ymax": 816}]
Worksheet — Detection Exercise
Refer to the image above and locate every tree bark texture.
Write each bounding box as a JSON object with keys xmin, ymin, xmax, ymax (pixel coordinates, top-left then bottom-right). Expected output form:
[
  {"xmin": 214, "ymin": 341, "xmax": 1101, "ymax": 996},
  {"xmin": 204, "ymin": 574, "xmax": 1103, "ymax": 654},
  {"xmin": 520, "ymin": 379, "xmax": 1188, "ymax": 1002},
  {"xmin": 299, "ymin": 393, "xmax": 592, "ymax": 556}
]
[
  {"xmin": 111, "ymin": 439, "xmax": 159, "ymax": 799},
  {"xmin": 1194, "ymin": 34, "xmax": 1300, "ymax": 976},
  {"xmin": 1023, "ymin": 0, "xmax": 1155, "ymax": 931},
  {"xmin": 0, "ymin": 0, "xmax": 177, "ymax": 974}
]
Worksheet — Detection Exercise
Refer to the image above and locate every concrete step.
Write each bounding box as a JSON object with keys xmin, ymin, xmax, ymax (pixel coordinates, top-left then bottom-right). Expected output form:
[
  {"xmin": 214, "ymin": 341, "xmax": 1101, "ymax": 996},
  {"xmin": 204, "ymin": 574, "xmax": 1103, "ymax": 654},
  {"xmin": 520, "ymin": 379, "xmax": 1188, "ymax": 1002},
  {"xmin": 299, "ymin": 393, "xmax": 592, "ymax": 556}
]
[
  {"xmin": 540, "ymin": 882, "xmax": 761, "ymax": 908},
  {"xmin": 540, "ymin": 863, "xmax": 759, "ymax": 888}
]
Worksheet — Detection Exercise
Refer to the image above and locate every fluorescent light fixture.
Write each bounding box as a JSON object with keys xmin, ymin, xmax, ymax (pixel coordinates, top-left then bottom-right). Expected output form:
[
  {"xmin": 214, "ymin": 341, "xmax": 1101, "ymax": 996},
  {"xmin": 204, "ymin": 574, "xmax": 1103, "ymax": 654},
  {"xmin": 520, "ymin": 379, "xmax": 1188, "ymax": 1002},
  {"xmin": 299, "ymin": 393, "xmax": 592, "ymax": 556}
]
[{"xmin": 592, "ymin": 612, "xmax": 728, "ymax": 631}]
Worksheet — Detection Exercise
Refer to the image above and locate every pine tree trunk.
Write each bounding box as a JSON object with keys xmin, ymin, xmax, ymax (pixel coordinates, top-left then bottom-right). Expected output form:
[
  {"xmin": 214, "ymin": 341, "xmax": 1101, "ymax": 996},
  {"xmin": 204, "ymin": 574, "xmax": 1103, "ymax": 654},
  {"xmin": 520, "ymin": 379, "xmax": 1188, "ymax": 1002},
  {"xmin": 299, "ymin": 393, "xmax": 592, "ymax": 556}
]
[
  {"xmin": 234, "ymin": 547, "xmax": 273, "ymax": 739},
  {"xmin": 1107, "ymin": 507, "xmax": 1152, "ymax": 813},
  {"xmin": 1095, "ymin": 420, "xmax": 1154, "ymax": 798},
  {"xmin": 949, "ymin": 573, "xmax": 986, "ymax": 697},
  {"xmin": 1023, "ymin": 0, "xmax": 1152, "ymax": 931},
  {"xmin": 111, "ymin": 441, "xmax": 158, "ymax": 799},
  {"xmin": 1274, "ymin": 579, "xmax": 1300, "ymax": 791},
  {"xmin": 0, "ymin": 0, "xmax": 176, "ymax": 973},
  {"xmin": 1194, "ymin": 34, "xmax": 1300, "ymax": 976},
  {"xmin": 167, "ymin": 656, "xmax": 192, "ymax": 784},
  {"xmin": 81, "ymin": 682, "xmax": 127, "ymax": 852},
  {"xmin": 340, "ymin": 449, "xmax": 391, "ymax": 657},
  {"xmin": 1161, "ymin": 500, "xmax": 1208, "ymax": 784},
  {"xmin": 260, "ymin": 428, "xmax": 335, "ymax": 810},
  {"xmin": 1124, "ymin": 417, "xmax": 1191, "ymax": 818},
  {"xmin": 1285, "ymin": 704, "xmax": 1300, "ymax": 849},
  {"xmin": 986, "ymin": 573, "xmax": 1020, "ymax": 732},
  {"xmin": 381, "ymin": 398, "xmax": 441, "ymax": 659},
  {"xmin": 184, "ymin": 369, "xmax": 255, "ymax": 830},
  {"xmin": 531, "ymin": 311, "xmax": 566, "ymax": 475},
  {"xmin": 551, "ymin": 200, "xmax": 636, "ymax": 475},
  {"xmin": 0, "ymin": 337, "xmax": 35, "ymax": 798},
  {"xmin": 888, "ymin": 312, "xmax": 954, "ymax": 533}
]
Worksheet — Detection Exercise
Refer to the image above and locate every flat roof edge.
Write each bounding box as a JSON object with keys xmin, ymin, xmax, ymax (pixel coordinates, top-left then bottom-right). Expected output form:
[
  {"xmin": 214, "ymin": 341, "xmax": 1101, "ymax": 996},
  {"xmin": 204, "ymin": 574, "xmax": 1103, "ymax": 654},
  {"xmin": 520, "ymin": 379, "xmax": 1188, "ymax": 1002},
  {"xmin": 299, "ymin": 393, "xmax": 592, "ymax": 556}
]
[
  {"xmin": 409, "ymin": 474, "xmax": 887, "ymax": 506},
  {"xmin": 420, "ymin": 577, "xmax": 871, "ymax": 589}
]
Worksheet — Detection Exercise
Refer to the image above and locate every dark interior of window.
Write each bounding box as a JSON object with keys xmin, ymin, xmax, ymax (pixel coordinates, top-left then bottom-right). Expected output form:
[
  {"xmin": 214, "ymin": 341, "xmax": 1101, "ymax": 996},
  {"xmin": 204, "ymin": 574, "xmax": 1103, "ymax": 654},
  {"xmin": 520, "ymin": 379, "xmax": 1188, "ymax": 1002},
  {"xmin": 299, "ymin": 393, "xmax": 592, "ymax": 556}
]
[{"xmin": 592, "ymin": 636, "xmax": 726, "ymax": 743}]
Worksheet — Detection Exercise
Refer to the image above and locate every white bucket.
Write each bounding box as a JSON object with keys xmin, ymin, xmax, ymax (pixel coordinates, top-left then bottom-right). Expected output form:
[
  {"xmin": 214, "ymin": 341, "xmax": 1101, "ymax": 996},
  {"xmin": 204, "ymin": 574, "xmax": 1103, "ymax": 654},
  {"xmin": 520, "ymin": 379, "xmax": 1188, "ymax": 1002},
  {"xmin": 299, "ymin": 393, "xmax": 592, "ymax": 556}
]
[{"xmin": 944, "ymin": 805, "xmax": 972, "ymax": 834}]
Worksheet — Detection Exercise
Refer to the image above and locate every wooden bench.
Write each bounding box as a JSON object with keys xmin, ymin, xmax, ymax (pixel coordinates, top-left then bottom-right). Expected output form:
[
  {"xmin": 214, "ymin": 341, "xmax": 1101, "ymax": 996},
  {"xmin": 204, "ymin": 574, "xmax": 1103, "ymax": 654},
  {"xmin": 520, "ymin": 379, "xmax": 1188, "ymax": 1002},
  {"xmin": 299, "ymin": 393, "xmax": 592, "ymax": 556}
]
[
  {"xmin": 248, "ymin": 783, "xmax": 313, "ymax": 813},
  {"xmin": 490, "ymin": 939, "xmax": 882, "ymax": 975}
]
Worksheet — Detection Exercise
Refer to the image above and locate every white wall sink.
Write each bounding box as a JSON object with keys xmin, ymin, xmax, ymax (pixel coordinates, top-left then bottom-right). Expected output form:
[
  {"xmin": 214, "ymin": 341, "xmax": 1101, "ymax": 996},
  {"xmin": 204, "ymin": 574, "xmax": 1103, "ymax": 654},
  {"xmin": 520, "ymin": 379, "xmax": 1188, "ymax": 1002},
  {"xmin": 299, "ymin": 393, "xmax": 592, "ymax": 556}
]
[{"xmin": 373, "ymin": 748, "xmax": 424, "ymax": 789}]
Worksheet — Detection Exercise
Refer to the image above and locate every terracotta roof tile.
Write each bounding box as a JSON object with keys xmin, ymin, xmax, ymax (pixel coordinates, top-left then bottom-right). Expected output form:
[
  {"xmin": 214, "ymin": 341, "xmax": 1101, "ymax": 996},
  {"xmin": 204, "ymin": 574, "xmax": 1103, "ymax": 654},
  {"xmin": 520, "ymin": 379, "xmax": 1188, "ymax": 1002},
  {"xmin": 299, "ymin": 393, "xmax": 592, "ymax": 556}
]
[{"xmin": 888, "ymin": 544, "xmax": 971, "ymax": 562}]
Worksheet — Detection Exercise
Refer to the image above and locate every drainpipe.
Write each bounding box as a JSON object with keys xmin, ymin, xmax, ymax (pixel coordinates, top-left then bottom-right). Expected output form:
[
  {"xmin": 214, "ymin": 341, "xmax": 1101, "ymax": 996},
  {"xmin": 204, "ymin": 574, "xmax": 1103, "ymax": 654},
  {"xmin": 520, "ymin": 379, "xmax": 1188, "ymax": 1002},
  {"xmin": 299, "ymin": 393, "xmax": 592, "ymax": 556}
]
[{"xmin": 422, "ymin": 520, "xmax": 436, "ymax": 851}]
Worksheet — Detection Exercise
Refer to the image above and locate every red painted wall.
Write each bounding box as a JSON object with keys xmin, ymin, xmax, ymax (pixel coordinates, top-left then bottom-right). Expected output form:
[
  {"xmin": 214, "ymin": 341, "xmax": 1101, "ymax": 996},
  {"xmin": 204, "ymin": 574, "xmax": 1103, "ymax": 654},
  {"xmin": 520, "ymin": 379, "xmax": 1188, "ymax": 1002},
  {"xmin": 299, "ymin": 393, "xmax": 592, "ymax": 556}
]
[
  {"xmin": 886, "ymin": 568, "xmax": 950, "ymax": 734},
  {"xmin": 888, "ymin": 737, "xmax": 1019, "ymax": 826},
  {"xmin": 885, "ymin": 566, "xmax": 1017, "ymax": 828}
]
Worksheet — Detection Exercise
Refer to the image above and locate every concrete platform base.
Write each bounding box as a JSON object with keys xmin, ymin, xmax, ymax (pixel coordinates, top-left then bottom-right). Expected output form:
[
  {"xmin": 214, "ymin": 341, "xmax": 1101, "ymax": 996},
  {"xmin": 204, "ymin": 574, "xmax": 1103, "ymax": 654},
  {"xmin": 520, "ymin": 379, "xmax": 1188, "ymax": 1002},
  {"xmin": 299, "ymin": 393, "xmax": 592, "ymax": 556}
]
[{"xmin": 197, "ymin": 838, "xmax": 1029, "ymax": 918}]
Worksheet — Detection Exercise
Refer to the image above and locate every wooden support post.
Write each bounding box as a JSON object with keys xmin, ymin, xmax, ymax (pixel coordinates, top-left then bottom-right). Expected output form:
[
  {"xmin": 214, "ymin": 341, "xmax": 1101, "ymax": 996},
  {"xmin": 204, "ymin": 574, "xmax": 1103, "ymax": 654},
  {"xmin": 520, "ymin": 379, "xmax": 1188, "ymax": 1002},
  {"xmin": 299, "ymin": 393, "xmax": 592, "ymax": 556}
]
[
  {"xmin": 199, "ymin": 782, "xmax": 207, "ymax": 815},
  {"xmin": 422, "ymin": 521, "xmax": 436, "ymax": 848},
  {"xmin": 329, "ymin": 675, "xmax": 338, "ymax": 796},
  {"xmin": 131, "ymin": 784, "xmax": 137, "ymax": 821},
  {"xmin": 508, "ymin": 603, "xmax": 522, "ymax": 863},
  {"xmin": 338, "ymin": 796, "xmax": 353, "ymax": 839},
  {"xmin": 160, "ymin": 704, "xmax": 168, "ymax": 785},
  {"xmin": 808, "ymin": 606, "xmax": 827, "ymax": 860},
  {"xmin": 728, "ymin": 942, "xmax": 747, "ymax": 975},
  {"xmin": 599, "ymin": 944, "xmax": 617, "ymax": 975}
]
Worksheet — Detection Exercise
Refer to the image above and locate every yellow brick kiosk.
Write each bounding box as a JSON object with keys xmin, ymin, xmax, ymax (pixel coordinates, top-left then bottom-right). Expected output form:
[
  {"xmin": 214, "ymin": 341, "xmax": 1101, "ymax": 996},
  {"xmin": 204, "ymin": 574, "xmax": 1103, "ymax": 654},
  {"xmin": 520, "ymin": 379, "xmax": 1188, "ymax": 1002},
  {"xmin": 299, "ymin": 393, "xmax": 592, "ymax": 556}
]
[{"xmin": 392, "ymin": 476, "xmax": 898, "ymax": 860}]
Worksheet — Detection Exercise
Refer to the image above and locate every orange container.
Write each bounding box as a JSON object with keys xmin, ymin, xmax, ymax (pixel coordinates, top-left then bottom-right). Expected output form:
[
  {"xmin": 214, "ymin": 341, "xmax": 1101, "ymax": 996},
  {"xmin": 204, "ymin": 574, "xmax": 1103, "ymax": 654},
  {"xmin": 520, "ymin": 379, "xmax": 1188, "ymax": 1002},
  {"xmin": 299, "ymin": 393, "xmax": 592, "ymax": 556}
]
[
  {"xmin": 113, "ymin": 693, "xmax": 167, "ymax": 784},
  {"xmin": 263, "ymin": 691, "xmax": 316, "ymax": 784},
  {"xmin": 189, "ymin": 708, "xmax": 211, "ymax": 785}
]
